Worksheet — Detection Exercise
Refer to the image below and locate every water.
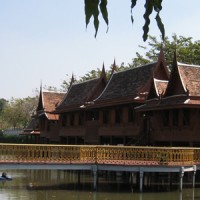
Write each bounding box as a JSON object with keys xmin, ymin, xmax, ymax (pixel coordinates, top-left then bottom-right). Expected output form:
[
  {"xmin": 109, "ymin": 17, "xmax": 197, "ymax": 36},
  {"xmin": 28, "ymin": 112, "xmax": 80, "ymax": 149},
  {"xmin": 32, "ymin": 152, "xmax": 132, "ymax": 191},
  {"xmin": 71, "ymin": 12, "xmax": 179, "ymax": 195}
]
[{"xmin": 0, "ymin": 170, "xmax": 198, "ymax": 200}]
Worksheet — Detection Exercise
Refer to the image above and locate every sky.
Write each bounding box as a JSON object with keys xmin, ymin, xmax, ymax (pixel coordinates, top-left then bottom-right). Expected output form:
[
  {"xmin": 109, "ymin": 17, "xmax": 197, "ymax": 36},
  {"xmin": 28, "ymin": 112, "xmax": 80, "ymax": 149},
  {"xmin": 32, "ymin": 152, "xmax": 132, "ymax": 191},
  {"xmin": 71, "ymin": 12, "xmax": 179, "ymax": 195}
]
[{"xmin": 1, "ymin": 1, "xmax": 200, "ymax": 100}]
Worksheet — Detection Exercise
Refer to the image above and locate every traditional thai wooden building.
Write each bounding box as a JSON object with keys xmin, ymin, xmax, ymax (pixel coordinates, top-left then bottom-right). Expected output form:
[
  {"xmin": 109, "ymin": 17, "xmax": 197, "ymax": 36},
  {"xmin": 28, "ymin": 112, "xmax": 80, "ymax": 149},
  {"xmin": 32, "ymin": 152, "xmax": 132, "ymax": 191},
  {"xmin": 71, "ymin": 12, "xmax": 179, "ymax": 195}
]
[
  {"xmin": 55, "ymin": 66, "xmax": 107, "ymax": 144},
  {"xmin": 86, "ymin": 50, "xmax": 169, "ymax": 145},
  {"xmin": 35, "ymin": 89, "xmax": 65, "ymax": 143},
  {"xmin": 54, "ymin": 51, "xmax": 169, "ymax": 145},
  {"xmin": 136, "ymin": 52, "xmax": 200, "ymax": 147}
]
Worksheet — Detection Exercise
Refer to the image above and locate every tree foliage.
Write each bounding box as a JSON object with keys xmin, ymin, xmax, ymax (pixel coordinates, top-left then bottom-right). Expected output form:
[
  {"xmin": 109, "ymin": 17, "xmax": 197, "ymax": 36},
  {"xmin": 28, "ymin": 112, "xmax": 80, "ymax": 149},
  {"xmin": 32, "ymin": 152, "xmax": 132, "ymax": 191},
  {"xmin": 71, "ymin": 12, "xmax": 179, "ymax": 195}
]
[
  {"xmin": 129, "ymin": 34, "xmax": 200, "ymax": 69},
  {"xmin": 1, "ymin": 97, "xmax": 38, "ymax": 130},
  {"xmin": 84, "ymin": 0, "xmax": 165, "ymax": 41},
  {"xmin": 61, "ymin": 34, "xmax": 200, "ymax": 89},
  {"xmin": 0, "ymin": 99, "xmax": 7, "ymax": 114}
]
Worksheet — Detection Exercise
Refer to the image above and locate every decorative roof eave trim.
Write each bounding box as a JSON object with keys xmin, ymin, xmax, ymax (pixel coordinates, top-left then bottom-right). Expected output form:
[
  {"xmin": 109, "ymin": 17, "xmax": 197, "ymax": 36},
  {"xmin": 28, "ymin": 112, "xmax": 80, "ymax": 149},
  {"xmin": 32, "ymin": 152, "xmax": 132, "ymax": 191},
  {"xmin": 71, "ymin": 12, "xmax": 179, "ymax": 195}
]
[
  {"xmin": 177, "ymin": 65, "xmax": 187, "ymax": 93},
  {"xmin": 85, "ymin": 64, "xmax": 107, "ymax": 102},
  {"xmin": 136, "ymin": 102, "xmax": 200, "ymax": 112},
  {"xmin": 164, "ymin": 51, "xmax": 186, "ymax": 97},
  {"xmin": 177, "ymin": 62, "xmax": 200, "ymax": 68},
  {"xmin": 159, "ymin": 93, "xmax": 188, "ymax": 100},
  {"xmin": 93, "ymin": 72, "xmax": 115, "ymax": 102},
  {"xmin": 88, "ymin": 98, "xmax": 144, "ymax": 109},
  {"xmin": 153, "ymin": 77, "xmax": 159, "ymax": 97},
  {"xmin": 41, "ymin": 91, "xmax": 45, "ymax": 110}
]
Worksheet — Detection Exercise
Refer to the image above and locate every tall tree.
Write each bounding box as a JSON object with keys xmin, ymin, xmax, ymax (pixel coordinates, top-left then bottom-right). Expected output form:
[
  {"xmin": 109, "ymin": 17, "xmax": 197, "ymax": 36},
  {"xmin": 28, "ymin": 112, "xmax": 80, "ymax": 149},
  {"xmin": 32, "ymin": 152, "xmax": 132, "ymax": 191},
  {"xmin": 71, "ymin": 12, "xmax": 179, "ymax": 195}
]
[
  {"xmin": 0, "ymin": 99, "xmax": 7, "ymax": 114},
  {"xmin": 2, "ymin": 97, "xmax": 38, "ymax": 129}
]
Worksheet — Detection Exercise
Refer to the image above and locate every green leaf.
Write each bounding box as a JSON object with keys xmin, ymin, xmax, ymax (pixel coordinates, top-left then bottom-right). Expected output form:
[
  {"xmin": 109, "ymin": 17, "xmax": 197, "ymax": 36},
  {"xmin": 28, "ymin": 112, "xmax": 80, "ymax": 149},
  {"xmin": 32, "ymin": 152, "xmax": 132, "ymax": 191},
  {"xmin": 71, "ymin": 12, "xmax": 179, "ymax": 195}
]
[
  {"xmin": 131, "ymin": 0, "xmax": 137, "ymax": 9},
  {"xmin": 84, "ymin": 0, "xmax": 100, "ymax": 37},
  {"xmin": 84, "ymin": 0, "xmax": 93, "ymax": 28},
  {"xmin": 94, "ymin": 6, "xmax": 99, "ymax": 38},
  {"xmin": 155, "ymin": 13, "xmax": 165, "ymax": 41},
  {"xmin": 100, "ymin": 0, "xmax": 109, "ymax": 26},
  {"xmin": 143, "ymin": 0, "xmax": 153, "ymax": 41},
  {"xmin": 153, "ymin": 0, "xmax": 162, "ymax": 12},
  {"xmin": 131, "ymin": 0, "xmax": 137, "ymax": 24},
  {"xmin": 93, "ymin": 0, "xmax": 100, "ymax": 38}
]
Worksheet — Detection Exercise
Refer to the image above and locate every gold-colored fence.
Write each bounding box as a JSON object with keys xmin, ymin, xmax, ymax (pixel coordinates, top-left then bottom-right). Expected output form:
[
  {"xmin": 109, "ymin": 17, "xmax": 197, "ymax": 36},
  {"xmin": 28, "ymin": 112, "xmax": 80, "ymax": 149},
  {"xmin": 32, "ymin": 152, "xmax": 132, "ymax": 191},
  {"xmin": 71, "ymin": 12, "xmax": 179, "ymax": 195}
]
[{"xmin": 0, "ymin": 144, "xmax": 197, "ymax": 166}]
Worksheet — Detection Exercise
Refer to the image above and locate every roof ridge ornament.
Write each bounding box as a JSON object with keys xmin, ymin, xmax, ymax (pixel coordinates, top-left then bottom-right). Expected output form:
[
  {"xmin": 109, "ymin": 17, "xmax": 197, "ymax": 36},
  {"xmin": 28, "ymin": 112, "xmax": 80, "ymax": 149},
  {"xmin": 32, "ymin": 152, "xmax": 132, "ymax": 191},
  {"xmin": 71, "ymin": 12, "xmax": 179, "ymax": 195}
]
[
  {"xmin": 111, "ymin": 58, "xmax": 117, "ymax": 74},
  {"xmin": 69, "ymin": 73, "xmax": 75, "ymax": 87}
]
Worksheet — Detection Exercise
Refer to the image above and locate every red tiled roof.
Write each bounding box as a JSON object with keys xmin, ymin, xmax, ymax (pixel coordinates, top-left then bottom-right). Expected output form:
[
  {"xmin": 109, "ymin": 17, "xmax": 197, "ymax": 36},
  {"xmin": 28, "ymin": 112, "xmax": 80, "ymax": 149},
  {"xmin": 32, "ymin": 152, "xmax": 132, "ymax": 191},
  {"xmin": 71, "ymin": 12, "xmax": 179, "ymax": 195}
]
[
  {"xmin": 154, "ymin": 79, "xmax": 168, "ymax": 96},
  {"xmin": 137, "ymin": 59, "xmax": 200, "ymax": 112},
  {"xmin": 178, "ymin": 63, "xmax": 200, "ymax": 96},
  {"xmin": 36, "ymin": 91, "xmax": 65, "ymax": 120},
  {"xmin": 42, "ymin": 91, "xmax": 65, "ymax": 112}
]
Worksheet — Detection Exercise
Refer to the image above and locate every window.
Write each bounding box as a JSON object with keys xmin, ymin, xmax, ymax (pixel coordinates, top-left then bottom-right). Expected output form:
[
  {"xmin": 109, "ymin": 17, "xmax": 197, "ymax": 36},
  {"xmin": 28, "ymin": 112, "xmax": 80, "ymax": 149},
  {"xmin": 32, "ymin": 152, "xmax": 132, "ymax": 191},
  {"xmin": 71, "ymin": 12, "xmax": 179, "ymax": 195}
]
[
  {"xmin": 39, "ymin": 118, "xmax": 46, "ymax": 131},
  {"xmin": 163, "ymin": 110, "xmax": 169, "ymax": 126},
  {"xmin": 86, "ymin": 110, "xmax": 99, "ymax": 120},
  {"xmin": 70, "ymin": 113, "xmax": 74, "ymax": 126},
  {"xmin": 103, "ymin": 110, "xmax": 109, "ymax": 124},
  {"xmin": 47, "ymin": 121, "xmax": 50, "ymax": 131},
  {"xmin": 172, "ymin": 110, "xmax": 179, "ymax": 126},
  {"xmin": 183, "ymin": 109, "xmax": 190, "ymax": 126},
  {"xmin": 79, "ymin": 113, "xmax": 84, "ymax": 126},
  {"xmin": 115, "ymin": 107, "xmax": 122, "ymax": 124},
  {"xmin": 128, "ymin": 108, "xmax": 135, "ymax": 122},
  {"xmin": 61, "ymin": 114, "xmax": 67, "ymax": 127}
]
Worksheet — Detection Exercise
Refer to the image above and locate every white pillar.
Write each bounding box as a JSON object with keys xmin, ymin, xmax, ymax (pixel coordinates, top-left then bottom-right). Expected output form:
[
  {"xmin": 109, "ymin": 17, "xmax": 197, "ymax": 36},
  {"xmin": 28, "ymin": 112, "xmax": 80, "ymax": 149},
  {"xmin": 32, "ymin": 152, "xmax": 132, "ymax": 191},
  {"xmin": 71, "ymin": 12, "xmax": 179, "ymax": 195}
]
[
  {"xmin": 193, "ymin": 165, "xmax": 196, "ymax": 188},
  {"xmin": 92, "ymin": 165, "xmax": 98, "ymax": 190},
  {"xmin": 179, "ymin": 167, "xmax": 184, "ymax": 192}
]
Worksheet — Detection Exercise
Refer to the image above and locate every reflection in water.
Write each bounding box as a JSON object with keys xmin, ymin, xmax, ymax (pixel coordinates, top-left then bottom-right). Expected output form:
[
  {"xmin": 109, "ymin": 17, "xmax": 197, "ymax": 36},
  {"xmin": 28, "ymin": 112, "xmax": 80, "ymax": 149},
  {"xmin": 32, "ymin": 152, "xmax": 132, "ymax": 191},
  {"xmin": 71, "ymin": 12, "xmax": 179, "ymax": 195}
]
[{"xmin": 0, "ymin": 170, "xmax": 197, "ymax": 200}]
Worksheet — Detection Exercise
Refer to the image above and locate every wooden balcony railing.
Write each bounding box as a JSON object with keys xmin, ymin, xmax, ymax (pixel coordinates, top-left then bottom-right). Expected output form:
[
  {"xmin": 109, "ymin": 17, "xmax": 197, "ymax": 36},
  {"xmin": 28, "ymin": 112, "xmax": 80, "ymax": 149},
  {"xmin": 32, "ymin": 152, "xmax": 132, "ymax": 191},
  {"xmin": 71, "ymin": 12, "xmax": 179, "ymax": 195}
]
[{"xmin": 0, "ymin": 143, "xmax": 197, "ymax": 166}]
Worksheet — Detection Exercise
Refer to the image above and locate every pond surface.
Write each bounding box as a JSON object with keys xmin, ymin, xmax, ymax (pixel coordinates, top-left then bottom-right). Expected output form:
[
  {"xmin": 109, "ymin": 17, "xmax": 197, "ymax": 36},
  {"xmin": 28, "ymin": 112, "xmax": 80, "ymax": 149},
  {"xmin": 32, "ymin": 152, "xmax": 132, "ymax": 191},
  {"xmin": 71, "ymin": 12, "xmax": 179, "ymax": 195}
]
[{"xmin": 0, "ymin": 170, "xmax": 198, "ymax": 200}]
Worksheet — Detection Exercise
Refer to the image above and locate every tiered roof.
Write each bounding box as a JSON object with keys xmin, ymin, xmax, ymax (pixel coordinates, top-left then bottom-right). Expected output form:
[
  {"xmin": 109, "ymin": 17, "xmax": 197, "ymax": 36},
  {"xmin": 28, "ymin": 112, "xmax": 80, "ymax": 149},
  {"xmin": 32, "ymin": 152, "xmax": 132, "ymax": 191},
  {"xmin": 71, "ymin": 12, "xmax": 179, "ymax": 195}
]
[
  {"xmin": 36, "ymin": 90, "xmax": 65, "ymax": 120},
  {"xmin": 91, "ymin": 49, "xmax": 169, "ymax": 107},
  {"xmin": 137, "ymin": 52, "xmax": 200, "ymax": 111},
  {"xmin": 56, "ymin": 65, "xmax": 107, "ymax": 112}
]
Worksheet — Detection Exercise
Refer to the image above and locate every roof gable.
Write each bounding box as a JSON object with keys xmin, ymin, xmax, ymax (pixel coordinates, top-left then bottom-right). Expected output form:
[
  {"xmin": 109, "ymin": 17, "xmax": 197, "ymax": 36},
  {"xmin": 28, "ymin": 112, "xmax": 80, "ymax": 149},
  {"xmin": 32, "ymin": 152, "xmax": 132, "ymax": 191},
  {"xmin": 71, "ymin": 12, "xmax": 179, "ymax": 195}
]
[
  {"xmin": 36, "ymin": 89, "xmax": 65, "ymax": 119},
  {"xmin": 153, "ymin": 48, "xmax": 170, "ymax": 80},
  {"xmin": 178, "ymin": 63, "xmax": 200, "ymax": 96},
  {"xmin": 36, "ymin": 88, "xmax": 43, "ymax": 111},
  {"xmin": 56, "ymin": 68, "xmax": 107, "ymax": 111},
  {"xmin": 147, "ymin": 78, "xmax": 168, "ymax": 99},
  {"xmin": 164, "ymin": 52, "xmax": 187, "ymax": 97},
  {"xmin": 42, "ymin": 91, "xmax": 65, "ymax": 112},
  {"xmin": 94, "ymin": 62, "xmax": 157, "ymax": 103}
]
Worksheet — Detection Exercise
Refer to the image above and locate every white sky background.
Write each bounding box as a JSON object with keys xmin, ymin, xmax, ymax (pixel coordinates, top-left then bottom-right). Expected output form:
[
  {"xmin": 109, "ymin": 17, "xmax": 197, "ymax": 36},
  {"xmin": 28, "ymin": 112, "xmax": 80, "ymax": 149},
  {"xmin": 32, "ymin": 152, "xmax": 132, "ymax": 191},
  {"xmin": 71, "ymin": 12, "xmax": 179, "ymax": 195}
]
[{"xmin": 0, "ymin": 0, "xmax": 200, "ymax": 100}]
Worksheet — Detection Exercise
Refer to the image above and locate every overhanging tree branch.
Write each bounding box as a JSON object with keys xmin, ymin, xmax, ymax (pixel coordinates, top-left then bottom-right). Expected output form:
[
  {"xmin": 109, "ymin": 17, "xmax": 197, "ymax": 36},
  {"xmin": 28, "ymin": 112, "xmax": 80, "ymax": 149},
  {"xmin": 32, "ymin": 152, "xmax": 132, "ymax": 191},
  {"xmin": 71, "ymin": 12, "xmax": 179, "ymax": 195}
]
[{"xmin": 84, "ymin": 0, "xmax": 165, "ymax": 41}]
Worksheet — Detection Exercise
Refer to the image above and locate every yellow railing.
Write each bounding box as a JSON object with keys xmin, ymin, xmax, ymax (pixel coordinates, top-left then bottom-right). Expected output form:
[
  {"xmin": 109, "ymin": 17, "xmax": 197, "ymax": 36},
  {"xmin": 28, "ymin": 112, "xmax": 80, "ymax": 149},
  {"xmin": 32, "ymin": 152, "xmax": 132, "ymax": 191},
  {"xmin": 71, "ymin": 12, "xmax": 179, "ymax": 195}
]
[{"xmin": 0, "ymin": 144, "xmax": 197, "ymax": 166}]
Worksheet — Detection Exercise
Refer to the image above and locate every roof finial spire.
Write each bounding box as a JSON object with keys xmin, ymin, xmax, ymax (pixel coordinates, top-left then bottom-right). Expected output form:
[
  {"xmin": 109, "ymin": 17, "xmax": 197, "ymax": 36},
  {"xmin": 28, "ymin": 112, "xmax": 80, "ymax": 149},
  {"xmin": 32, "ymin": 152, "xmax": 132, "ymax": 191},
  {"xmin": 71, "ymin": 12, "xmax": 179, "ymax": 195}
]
[
  {"xmin": 100, "ymin": 62, "xmax": 106, "ymax": 79},
  {"xmin": 173, "ymin": 49, "xmax": 178, "ymax": 66},
  {"xmin": 111, "ymin": 58, "xmax": 117, "ymax": 74},
  {"xmin": 69, "ymin": 73, "xmax": 75, "ymax": 87}
]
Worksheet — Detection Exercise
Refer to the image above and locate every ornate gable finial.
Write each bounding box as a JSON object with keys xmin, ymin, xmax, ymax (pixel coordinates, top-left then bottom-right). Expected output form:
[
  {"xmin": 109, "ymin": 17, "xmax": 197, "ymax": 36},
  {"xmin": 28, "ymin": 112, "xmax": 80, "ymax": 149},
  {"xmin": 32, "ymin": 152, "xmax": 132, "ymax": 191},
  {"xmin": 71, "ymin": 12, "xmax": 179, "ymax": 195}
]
[
  {"xmin": 111, "ymin": 58, "xmax": 117, "ymax": 74},
  {"xmin": 156, "ymin": 43, "xmax": 165, "ymax": 65},
  {"xmin": 173, "ymin": 49, "xmax": 178, "ymax": 65},
  {"xmin": 40, "ymin": 80, "xmax": 43, "ymax": 91},
  {"xmin": 100, "ymin": 62, "xmax": 107, "ymax": 80},
  {"xmin": 69, "ymin": 73, "xmax": 75, "ymax": 87},
  {"xmin": 154, "ymin": 44, "xmax": 169, "ymax": 80}
]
